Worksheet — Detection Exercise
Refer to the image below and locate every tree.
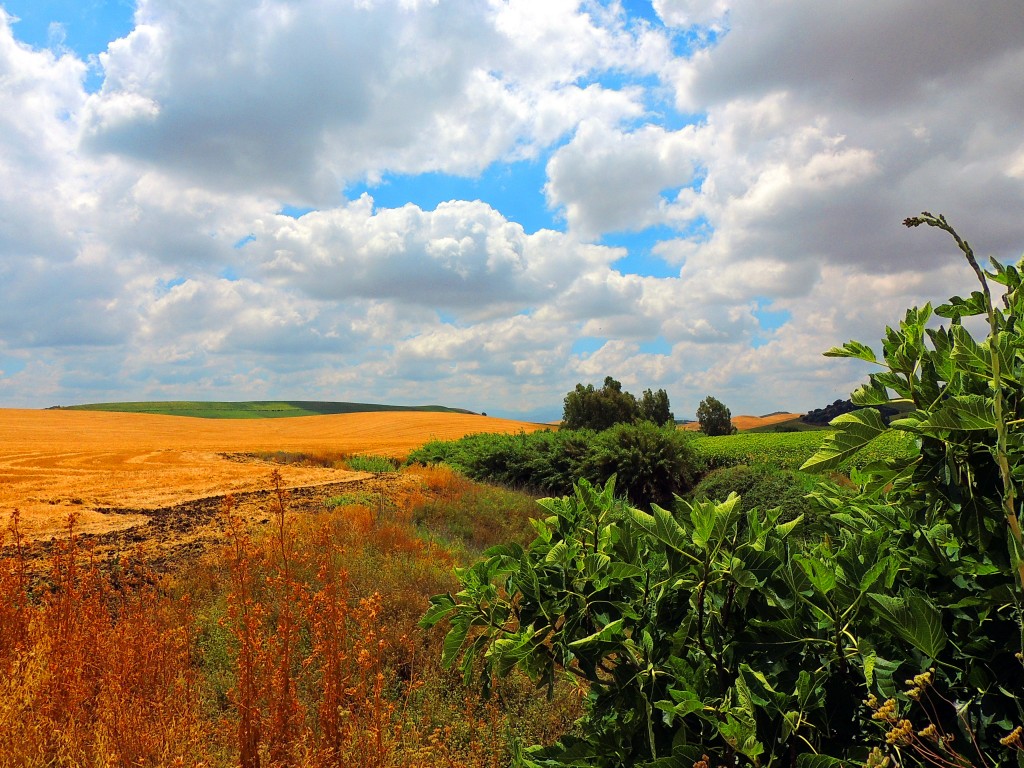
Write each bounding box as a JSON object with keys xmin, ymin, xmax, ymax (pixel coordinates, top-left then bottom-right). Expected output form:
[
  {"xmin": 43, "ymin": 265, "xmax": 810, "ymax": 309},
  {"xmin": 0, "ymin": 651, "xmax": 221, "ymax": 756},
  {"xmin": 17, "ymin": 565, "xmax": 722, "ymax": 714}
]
[
  {"xmin": 638, "ymin": 388, "xmax": 674, "ymax": 426},
  {"xmin": 561, "ymin": 376, "xmax": 640, "ymax": 431},
  {"xmin": 696, "ymin": 395, "xmax": 733, "ymax": 436}
]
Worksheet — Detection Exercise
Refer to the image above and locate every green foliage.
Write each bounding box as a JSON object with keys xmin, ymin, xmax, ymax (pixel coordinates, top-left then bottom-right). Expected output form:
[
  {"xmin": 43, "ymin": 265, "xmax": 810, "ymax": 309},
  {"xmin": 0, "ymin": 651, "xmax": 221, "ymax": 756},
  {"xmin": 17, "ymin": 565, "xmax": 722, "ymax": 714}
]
[
  {"xmin": 422, "ymin": 478, "xmax": 929, "ymax": 766},
  {"xmin": 562, "ymin": 376, "xmax": 642, "ymax": 431},
  {"xmin": 798, "ymin": 213, "xmax": 1024, "ymax": 761},
  {"xmin": 346, "ymin": 454, "xmax": 399, "ymax": 473},
  {"xmin": 696, "ymin": 395, "xmax": 734, "ymax": 436},
  {"xmin": 410, "ymin": 430, "xmax": 593, "ymax": 495},
  {"xmin": 424, "ymin": 214, "xmax": 1024, "ymax": 768},
  {"xmin": 639, "ymin": 388, "xmax": 675, "ymax": 427},
  {"xmin": 408, "ymin": 424, "xmax": 701, "ymax": 509},
  {"xmin": 689, "ymin": 463, "xmax": 837, "ymax": 533},
  {"xmin": 691, "ymin": 429, "xmax": 916, "ymax": 473},
  {"xmin": 584, "ymin": 421, "xmax": 699, "ymax": 509}
]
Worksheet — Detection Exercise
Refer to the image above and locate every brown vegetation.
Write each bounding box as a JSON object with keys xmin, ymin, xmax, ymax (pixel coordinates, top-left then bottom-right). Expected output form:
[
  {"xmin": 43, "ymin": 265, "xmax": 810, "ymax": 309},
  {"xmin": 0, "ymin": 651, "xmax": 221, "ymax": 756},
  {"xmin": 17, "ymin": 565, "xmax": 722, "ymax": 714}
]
[{"xmin": 0, "ymin": 463, "xmax": 582, "ymax": 767}]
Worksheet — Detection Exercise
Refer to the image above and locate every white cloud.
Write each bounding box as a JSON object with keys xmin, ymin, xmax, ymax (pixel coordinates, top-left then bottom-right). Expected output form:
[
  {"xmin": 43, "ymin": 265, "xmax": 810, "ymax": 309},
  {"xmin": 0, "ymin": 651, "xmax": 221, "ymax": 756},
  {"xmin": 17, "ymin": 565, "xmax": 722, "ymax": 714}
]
[
  {"xmin": 247, "ymin": 196, "xmax": 618, "ymax": 318},
  {"xmin": 1, "ymin": 2, "xmax": 1024, "ymax": 421},
  {"xmin": 79, "ymin": 0, "xmax": 659, "ymax": 202}
]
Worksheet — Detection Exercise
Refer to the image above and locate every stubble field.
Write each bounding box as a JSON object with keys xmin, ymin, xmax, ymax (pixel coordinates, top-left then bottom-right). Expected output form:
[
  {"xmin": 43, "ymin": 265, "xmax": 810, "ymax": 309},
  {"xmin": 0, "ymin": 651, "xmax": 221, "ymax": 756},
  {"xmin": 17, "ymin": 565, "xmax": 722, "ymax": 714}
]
[{"xmin": 0, "ymin": 408, "xmax": 546, "ymax": 544}]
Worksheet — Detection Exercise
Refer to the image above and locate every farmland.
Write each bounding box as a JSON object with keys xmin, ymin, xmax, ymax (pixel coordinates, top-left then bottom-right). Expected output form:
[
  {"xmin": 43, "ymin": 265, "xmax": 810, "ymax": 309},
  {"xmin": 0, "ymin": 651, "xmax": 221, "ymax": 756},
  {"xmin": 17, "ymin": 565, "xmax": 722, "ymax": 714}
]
[
  {"xmin": 690, "ymin": 427, "xmax": 918, "ymax": 471},
  {"xmin": 0, "ymin": 408, "xmax": 546, "ymax": 542}
]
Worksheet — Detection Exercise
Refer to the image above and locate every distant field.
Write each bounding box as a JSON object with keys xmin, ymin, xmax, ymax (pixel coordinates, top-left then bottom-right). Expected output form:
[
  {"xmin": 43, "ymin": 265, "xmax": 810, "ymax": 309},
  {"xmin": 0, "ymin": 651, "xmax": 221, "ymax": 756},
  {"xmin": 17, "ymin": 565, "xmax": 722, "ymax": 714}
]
[
  {"xmin": 54, "ymin": 400, "xmax": 475, "ymax": 419},
  {"xmin": 0, "ymin": 408, "xmax": 545, "ymax": 540},
  {"xmin": 680, "ymin": 413, "xmax": 802, "ymax": 432}
]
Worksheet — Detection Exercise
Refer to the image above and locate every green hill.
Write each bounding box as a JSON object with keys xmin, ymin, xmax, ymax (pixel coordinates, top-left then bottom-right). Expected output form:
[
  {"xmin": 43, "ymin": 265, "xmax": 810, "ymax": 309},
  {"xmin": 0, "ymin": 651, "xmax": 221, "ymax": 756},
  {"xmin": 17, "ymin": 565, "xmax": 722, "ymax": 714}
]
[{"xmin": 50, "ymin": 400, "xmax": 476, "ymax": 419}]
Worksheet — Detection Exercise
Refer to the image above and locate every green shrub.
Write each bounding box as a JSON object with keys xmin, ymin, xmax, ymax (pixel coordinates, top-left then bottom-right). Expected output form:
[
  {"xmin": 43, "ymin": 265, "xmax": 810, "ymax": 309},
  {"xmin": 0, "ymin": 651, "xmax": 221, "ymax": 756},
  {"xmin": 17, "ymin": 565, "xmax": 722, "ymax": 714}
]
[
  {"xmin": 346, "ymin": 454, "xmax": 398, "ymax": 473},
  {"xmin": 408, "ymin": 424, "xmax": 701, "ymax": 509},
  {"xmin": 581, "ymin": 421, "xmax": 701, "ymax": 509},
  {"xmin": 688, "ymin": 463, "xmax": 840, "ymax": 536}
]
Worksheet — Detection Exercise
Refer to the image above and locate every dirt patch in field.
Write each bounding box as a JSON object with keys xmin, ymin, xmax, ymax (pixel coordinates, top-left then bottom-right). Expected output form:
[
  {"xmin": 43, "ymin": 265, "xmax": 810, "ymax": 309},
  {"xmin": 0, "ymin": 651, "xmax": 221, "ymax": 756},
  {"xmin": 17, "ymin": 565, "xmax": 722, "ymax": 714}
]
[
  {"xmin": 12, "ymin": 469, "xmax": 415, "ymax": 577},
  {"xmin": 0, "ymin": 408, "xmax": 546, "ymax": 543}
]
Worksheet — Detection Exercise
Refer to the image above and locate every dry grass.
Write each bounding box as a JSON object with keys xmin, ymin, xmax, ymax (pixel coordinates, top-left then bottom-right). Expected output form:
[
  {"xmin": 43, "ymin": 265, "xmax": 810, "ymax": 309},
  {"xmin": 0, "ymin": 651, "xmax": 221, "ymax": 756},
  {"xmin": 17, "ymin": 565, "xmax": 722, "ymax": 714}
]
[
  {"xmin": 0, "ymin": 409, "xmax": 547, "ymax": 540},
  {"xmin": 0, "ymin": 465, "xmax": 582, "ymax": 767}
]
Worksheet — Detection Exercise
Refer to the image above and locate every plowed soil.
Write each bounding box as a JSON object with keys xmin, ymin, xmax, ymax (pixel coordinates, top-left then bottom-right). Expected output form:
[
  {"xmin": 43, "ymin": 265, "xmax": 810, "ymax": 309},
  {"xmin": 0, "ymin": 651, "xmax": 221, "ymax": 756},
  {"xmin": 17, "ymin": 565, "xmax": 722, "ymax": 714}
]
[{"xmin": 0, "ymin": 409, "xmax": 546, "ymax": 547}]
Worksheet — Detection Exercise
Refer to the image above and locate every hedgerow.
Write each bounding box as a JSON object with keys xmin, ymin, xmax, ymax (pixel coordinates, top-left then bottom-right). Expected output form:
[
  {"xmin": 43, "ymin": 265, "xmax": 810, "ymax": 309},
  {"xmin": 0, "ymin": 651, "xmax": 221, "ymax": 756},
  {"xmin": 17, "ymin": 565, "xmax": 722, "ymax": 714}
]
[{"xmin": 409, "ymin": 422, "xmax": 702, "ymax": 508}]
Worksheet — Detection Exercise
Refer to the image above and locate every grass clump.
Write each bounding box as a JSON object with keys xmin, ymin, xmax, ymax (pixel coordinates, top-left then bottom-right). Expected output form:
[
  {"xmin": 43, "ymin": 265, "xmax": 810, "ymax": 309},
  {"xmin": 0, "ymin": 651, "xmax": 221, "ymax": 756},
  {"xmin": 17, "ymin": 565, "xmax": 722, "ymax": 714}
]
[{"xmin": 346, "ymin": 454, "xmax": 399, "ymax": 473}]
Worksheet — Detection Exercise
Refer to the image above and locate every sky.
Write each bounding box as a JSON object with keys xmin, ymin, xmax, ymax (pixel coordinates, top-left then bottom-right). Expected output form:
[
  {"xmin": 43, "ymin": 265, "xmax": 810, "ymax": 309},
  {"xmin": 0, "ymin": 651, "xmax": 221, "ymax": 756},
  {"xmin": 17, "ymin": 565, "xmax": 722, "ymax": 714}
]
[{"xmin": 1, "ymin": 1, "xmax": 1023, "ymax": 422}]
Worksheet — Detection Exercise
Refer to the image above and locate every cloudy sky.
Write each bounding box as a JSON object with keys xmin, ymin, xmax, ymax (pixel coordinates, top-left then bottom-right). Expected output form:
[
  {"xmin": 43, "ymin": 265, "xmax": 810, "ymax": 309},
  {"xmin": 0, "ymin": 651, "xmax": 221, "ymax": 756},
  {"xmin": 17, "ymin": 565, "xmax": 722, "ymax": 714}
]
[{"xmin": 1, "ymin": 0, "xmax": 1022, "ymax": 421}]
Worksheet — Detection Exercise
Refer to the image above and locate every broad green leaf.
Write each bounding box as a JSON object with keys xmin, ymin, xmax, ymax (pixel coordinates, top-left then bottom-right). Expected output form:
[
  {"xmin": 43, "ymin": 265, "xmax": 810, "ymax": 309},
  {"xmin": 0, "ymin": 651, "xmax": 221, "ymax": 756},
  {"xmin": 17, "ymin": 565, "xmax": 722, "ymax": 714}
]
[
  {"xmin": 859, "ymin": 558, "xmax": 891, "ymax": 592},
  {"xmin": 795, "ymin": 755, "xmax": 848, "ymax": 768},
  {"xmin": 851, "ymin": 379, "xmax": 891, "ymax": 406},
  {"xmin": 935, "ymin": 291, "xmax": 987, "ymax": 319},
  {"xmin": 739, "ymin": 664, "xmax": 781, "ymax": 709},
  {"xmin": 629, "ymin": 504, "xmax": 690, "ymax": 554},
  {"xmin": 583, "ymin": 552, "xmax": 611, "ymax": 578},
  {"xmin": 568, "ymin": 618, "xmax": 625, "ymax": 649},
  {"xmin": 545, "ymin": 540, "xmax": 570, "ymax": 565},
  {"xmin": 606, "ymin": 562, "xmax": 646, "ymax": 580},
  {"xmin": 868, "ymin": 593, "xmax": 947, "ymax": 659},
  {"xmin": 775, "ymin": 514, "xmax": 804, "ymax": 540},
  {"xmin": 794, "ymin": 554, "xmax": 836, "ymax": 595},
  {"xmin": 951, "ymin": 323, "xmax": 990, "ymax": 375},
  {"xmin": 483, "ymin": 543, "xmax": 525, "ymax": 562},
  {"xmin": 800, "ymin": 408, "xmax": 888, "ymax": 472},
  {"xmin": 419, "ymin": 594, "xmax": 457, "ymax": 629},
  {"xmin": 441, "ymin": 619, "xmax": 470, "ymax": 667},
  {"xmin": 918, "ymin": 395, "xmax": 996, "ymax": 432},
  {"xmin": 823, "ymin": 340, "xmax": 877, "ymax": 362},
  {"xmin": 689, "ymin": 498, "xmax": 716, "ymax": 548}
]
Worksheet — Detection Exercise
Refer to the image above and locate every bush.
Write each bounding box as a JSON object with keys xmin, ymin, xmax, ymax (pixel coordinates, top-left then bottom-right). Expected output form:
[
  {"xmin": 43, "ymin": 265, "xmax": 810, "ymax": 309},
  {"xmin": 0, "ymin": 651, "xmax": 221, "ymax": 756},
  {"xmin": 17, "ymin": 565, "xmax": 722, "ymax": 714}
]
[
  {"xmin": 346, "ymin": 454, "xmax": 399, "ymax": 473},
  {"xmin": 688, "ymin": 463, "xmax": 839, "ymax": 536},
  {"xmin": 408, "ymin": 424, "xmax": 701, "ymax": 509},
  {"xmin": 582, "ymin": 421, "xmax": 700, "ymax": 509}
]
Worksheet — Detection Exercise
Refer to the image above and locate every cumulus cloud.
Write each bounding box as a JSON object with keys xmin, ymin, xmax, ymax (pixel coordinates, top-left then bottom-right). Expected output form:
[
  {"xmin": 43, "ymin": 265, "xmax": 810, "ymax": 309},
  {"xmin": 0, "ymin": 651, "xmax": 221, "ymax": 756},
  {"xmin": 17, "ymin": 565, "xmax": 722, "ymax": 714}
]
[
  {"xmin": 79, "ymin": 0, "xmax": 657, "ymax": 202},
  {"xmin": 1, "ymin": 2, "xmax": 1024, "ymax": 419}
]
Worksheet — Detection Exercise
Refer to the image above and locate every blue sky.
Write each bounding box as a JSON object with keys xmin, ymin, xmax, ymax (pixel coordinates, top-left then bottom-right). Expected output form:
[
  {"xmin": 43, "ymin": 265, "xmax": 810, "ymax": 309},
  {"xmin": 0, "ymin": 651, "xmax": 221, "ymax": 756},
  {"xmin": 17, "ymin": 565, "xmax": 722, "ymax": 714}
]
[{"xmin": 1, "ymin": 1, "xmax": 1023, "ymax": 420}]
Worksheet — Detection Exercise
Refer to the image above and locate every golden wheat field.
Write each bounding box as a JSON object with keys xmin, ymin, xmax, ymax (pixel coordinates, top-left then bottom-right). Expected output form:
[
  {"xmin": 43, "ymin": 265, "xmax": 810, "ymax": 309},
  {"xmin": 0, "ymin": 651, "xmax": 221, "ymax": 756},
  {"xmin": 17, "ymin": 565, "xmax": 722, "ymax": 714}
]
[
  {"xmin": 0, "ymin": 408, "xmax": 546, "ymax": 541},
  {"xmin": 680, "ymin": 412, "xmax": 801, "ymax": 431}
]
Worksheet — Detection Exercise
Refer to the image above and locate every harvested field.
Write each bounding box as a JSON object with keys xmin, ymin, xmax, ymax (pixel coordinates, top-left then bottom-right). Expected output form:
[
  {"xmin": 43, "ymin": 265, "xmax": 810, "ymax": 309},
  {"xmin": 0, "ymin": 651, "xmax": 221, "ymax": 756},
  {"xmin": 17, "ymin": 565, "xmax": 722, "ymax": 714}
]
[
  {"xmin": 680, "ymin": 412, "xmax": 801, "ymax": 431},
  {"xmin": 0, "ymin": 408, "xmax": 546, "ymax": 543}
]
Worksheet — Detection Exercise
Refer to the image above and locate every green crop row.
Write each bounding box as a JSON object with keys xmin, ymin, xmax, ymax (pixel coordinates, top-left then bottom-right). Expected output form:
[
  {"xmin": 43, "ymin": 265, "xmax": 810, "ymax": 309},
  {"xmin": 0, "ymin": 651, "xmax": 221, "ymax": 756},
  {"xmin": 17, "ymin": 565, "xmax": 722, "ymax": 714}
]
[{"xmin": 690, "ymin": 428, "xmax": 917, "ymax": 472}]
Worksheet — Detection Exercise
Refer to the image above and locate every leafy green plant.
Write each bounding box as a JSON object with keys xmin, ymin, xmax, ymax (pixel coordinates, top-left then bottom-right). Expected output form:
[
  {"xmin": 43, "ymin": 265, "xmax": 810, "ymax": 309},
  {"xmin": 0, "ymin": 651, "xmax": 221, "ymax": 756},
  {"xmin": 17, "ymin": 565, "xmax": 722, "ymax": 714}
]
[
  {"xmin": 347, "ymin": 454, "xmax": 399, "ymax": 473},
  {"xmin": 422, "ymin": 478, "xmax": 917, "ymax": 766},
  {"xmin": 690, "ymin": 429, "xmax": 915, "ymax": 473},
  {"xmin": 688, "ymin": 463, "xmax": 835, "ymax": 533},
  {"xmin": 423, "ymin": 214, "xmax": 1024, "ymax": 768},
  {"xmin": 803, "ymin": 212, "xmax": 1024, "ymax": 763}
]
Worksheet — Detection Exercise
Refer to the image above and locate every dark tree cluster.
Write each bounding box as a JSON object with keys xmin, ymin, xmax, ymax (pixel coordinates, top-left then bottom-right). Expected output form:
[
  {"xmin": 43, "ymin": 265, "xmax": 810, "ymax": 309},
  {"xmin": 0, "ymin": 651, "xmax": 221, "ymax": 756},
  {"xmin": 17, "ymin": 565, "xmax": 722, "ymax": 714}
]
[
  {"xmin": 562, "ymin": 376, "xmax": 674, "ymax": 431},
  {"xmin": 801, "ymin": 398, "xmax": 898, "ymax": 425}
]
